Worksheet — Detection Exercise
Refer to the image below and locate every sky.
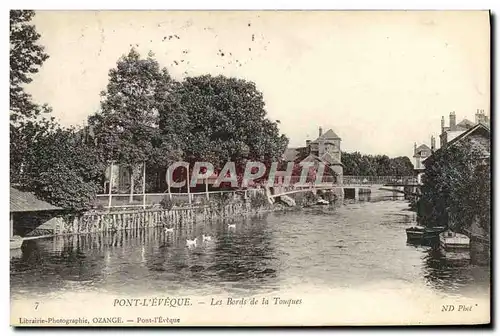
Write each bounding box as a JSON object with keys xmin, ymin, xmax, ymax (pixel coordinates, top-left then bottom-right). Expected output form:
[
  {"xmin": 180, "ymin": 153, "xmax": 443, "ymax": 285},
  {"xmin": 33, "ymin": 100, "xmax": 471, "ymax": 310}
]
[{"xmin": 27, "ymin": 10, "xmax": 490, "ymax": 158}]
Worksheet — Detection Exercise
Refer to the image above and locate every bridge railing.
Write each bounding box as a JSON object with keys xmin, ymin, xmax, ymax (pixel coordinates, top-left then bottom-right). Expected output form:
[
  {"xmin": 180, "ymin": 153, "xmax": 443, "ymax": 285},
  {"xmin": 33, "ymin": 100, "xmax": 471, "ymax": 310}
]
[
  {"xmin": 264, "ymin": 175, "xmax": 417, "ymax": 187},
  {"xmin": 342, "ymin": 176, "xmax": 417, "ymax": 185}
]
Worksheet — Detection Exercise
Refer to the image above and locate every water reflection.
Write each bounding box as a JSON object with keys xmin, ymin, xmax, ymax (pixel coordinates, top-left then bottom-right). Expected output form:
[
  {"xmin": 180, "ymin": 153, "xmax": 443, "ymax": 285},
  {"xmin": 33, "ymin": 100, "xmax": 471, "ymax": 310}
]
[
  {"xmin": 11, "ymin": 216, "xmax": 280, "ymax": 298},
  {"xmin": 10, "ymin": 198, "xmax": 489, "ymax": 300},
  {"xmin": 422, "ymin": 246, "xmax": 490, "ymax": 297}
]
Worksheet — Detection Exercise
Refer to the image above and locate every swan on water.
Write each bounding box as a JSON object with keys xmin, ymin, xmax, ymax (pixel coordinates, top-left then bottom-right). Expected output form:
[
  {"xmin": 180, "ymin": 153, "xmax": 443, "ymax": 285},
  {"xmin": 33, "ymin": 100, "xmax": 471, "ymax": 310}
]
[{"xmin": 186, "ymin": 239, "xmax": 197, "ymax": 248}]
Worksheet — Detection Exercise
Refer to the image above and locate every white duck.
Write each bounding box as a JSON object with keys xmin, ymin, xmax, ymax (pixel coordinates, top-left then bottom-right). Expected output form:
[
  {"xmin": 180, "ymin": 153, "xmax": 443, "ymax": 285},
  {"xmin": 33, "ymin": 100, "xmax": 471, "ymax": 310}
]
[
  {"xmin": 165, "ymin": 227, "xmax": 174, "ymax": 233},
  {"xmin": 202, "ymin": 234, "xmax": 212, "ymax": 242},
  {"xmin": 186, "ymin": 238, "xmax": 197, "ymax": 248}
]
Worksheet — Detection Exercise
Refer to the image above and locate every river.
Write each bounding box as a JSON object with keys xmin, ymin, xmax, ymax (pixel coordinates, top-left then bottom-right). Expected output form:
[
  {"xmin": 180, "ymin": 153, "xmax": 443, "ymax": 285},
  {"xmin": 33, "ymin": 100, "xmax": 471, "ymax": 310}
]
[{"xmin": 10, "ymin": 195, "xmax": 491, "ymax": 325}]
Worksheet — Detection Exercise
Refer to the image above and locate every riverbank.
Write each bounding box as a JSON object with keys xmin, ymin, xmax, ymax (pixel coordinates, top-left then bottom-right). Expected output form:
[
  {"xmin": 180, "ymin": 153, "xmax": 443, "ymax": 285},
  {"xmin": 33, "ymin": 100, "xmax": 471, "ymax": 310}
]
[
  {"xmin": 24, "ymin": 191, "xmax": 307, "ymax": 238},
  {"xmin": 19, "ymin": 188, "xmax": 399, "ymax": 239}
]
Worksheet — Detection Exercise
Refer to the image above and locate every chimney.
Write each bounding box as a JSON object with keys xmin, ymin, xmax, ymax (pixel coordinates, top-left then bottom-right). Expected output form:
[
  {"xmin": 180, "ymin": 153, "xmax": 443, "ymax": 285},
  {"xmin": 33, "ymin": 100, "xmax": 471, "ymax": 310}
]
[
  {"xmin": 318, "ymin": 126, "xmax": 323, "ymax": 137},
  {"xmin": 441, "ymin": 116, "xmax": 445, "ymax": 132},
  {"xmin": 483, "ymin": 110, "xmax": 489, "ymax": 124},
  {"xmin": 431, "ymin": 136, "xmax": 436, "ymax": 151},
  {"xmin": 475, "ymin": 109, "xmax": 486, "ymax": 124},
  {"xmin": 449, "ymin": 111, "xmax": 456, "ymax": 130},
  {"xmin": 414, "ymin": 142, "xmax": 417, "ymax": 155}
]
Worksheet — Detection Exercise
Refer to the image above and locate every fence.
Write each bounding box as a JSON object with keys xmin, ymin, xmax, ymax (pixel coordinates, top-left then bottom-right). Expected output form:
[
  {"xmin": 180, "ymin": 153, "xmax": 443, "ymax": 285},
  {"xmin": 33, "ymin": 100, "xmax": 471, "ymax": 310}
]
[
  {"xmin": 56, "ymin": 201, "xmax": 256, "ymax": 236},
  {"xmin": 94, "ymin": 189, "xmax": 265, "ymax": 210}
]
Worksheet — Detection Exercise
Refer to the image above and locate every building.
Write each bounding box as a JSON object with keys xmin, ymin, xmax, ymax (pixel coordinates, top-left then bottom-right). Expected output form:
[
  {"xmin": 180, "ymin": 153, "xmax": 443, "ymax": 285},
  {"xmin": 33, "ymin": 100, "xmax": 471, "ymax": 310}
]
[
  {"xmin": 422, "ymin": 122, "xmax": 490, "ymax": 248},
  {"xmin": 283, "ymin": 127, "xmax": 344, "ymax": 183},
  {"xmin": 413, "ymin": 141, "xmax": 433, "ymax": 172},
  {"xmin": 417, "ymin": 110, "xmax": 489, "ymax": 184},
  {"xmin": 440, "ymin": 109, "xmax": 489, "ymax": 148},
  {"xmin": 10, "ymin": 187, "xmax": 63, "ymax": 238},
  {"xmin": 412, "ymin": 139, "xmax": 434, "ymax": 184},
  {"xmin": 424, "ymin": 122, "xmax": 490, "ymax": 170}
]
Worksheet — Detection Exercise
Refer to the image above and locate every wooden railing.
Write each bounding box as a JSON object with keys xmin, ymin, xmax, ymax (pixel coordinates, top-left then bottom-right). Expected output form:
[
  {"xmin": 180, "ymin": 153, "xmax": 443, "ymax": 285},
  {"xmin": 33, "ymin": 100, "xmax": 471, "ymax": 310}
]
[{"xmin": 94, "ymin": 189, "xmax": 265, "ymax": 209}]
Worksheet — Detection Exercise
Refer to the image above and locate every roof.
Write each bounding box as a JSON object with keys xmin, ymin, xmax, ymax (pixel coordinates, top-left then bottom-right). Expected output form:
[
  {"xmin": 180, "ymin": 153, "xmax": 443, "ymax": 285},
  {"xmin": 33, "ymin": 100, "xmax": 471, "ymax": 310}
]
[
  {"xmin": 10, "ymin": 187, "xmax": 62, "ymax": 213},
  {"xmin": 320, "ymin": 152, "xmax": 344, "ymax": 166},
  {"xmin": 457, "ymin": 119, "xmax": 475, "ymax": 129},
  {"xmin": 447, "ymin": 122, "xmax": 490, "ymax": 148},
  {"xmin": 299, "ymin": 153, "xmax": 343, "ymax": 169},
  {"xmin": 416, "ymin": 144, "xmax": 431, "ymax": 152},
  {"xmin": 414, "ymin": 144, "xmax": 432, "ymax": 157},
  {"xmin": 314, "ymin": 129, "xmax": 341, "ymax": 142},
  {"xmin": 423, "ymin": 123, "xmax": 490, "ymax": 164},
  {"xmin": 283, "ymin": 148, "xmax": 301, "ymax": 162}
]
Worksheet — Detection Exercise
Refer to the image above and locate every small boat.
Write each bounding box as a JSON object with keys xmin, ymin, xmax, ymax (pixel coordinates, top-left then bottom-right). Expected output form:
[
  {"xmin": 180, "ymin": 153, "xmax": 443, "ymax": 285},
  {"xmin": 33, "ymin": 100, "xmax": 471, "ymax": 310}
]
[
  {"xmin": 439, "ymin": 231, "xmax": 470, "ymax": 251},
  {"xmin": 406, "ymin": 226, "xmax": 425, "ymax": 241},
  {"xmin": 423, "ymin": 226, "xmax": 447, "ymax": 239},
  {"xmin": 10, "ymin": 236, "xmax": 24, "ymax": 250}
]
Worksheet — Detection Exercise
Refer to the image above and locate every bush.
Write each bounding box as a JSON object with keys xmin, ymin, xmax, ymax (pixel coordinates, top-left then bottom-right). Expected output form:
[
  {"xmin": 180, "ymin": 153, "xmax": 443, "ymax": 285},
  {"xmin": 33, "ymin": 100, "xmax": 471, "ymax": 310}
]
[
  {"xmin": 160, "ymin": 197, "xmax": 173, "ymax": 210},
  {"xmin": 250, "ymin": 191, "xmax": 269, "ymax": 209},
  {"xmin": 294, "ymin": 191, "xmax": 318, "ymax": 206},
  {"xmin": 318, "ymin": 190, "xmax": 337, "ymax": 203},
  {"xmin": 418, "ymin": 140, "xmax": 490, "ymax": 232},
  {"xmin": 159, "ymin": 197, "xmax": 184, "ymax": 210}
]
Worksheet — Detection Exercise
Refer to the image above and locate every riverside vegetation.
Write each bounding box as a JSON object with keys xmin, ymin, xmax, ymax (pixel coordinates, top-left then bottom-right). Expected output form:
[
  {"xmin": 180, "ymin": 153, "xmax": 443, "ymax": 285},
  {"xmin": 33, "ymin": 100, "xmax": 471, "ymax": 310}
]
[{"xmin": 11, "ymin": 10, "xmax": 414, "ymax": 216}]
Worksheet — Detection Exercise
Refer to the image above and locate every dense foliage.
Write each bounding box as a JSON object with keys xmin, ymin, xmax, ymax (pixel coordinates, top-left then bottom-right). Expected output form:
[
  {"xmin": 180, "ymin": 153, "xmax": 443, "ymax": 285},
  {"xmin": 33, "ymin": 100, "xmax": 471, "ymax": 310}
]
[
  {"xmin": 89, "ymin": 49, "xmax": 179, "ymax": 165},
  {"xmin": 89, "ymin": 50, "xmax": 289, "ymax": 193},
  {"xmin": 159, "ymin": 74, "xmax": 289, "ymax": 169},
  {"xmin": 341, "ymin": 152, "xmax": 414, "ymax": 176},
  {"xmin": 10, "ymin": 11, "xmax": 104, "ymax": 211},
  {"xmin": 418, "ymin": 140, "xmax": 490, "ymax": 233},
  {"xmin": 19, "ymin": 126, "xmax": 105, "ymax": 211},
  {"xmin": 10, "ymin": 10, "xmax": 52, "ymax": 183},
  {"xmin": 89, "ymin": 49, "xmax": 185, "ymax": 198},
  {"xmin": 10, "ymin": 10, "xmax": 49, "ymax": 123}
]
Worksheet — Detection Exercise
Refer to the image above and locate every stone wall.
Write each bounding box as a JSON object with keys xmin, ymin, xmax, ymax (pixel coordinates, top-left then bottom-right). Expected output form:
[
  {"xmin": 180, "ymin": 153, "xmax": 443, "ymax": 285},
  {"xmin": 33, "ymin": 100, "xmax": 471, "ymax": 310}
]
[{"xmin": 468, "ymin": 216, "xmax": 490, "ymax": 266}]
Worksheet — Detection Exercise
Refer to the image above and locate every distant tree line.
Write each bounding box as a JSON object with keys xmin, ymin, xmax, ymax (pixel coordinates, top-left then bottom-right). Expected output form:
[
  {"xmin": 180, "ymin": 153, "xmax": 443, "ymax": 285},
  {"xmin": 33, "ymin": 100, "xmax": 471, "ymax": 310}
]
[{"xmin": 341, "ymin": 152, "xmax": 414, "ymax": 176}]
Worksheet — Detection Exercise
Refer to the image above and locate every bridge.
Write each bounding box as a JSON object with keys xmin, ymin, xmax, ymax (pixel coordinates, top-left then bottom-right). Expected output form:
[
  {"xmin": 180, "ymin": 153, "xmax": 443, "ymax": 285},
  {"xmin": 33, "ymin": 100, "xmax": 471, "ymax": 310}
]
[{"xmin": 267, "ymin": 175, "xmax": 420, "ymax": 200}]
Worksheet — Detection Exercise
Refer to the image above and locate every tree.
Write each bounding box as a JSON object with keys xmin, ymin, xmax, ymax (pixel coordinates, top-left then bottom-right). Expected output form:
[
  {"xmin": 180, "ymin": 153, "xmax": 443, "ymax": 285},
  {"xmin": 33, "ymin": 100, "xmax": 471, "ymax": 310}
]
[
  {"xmin": 90, "ymin": 49, "xmax": 179, "ymax": 200},
  {"xmin": 390, "ymin": 156, "xmax": 414, "ymax": 176},
  {"xmin": 418, "ymin": 140, "xmax": 490, "ymax": 232},
  {"xmin": 10, "ymin": 10, "xmax": 52, "ymax": 184},
  {"xmin": 9, "ymin": 10, "xmax": 105, "ymax": 211},
  {"xmin": 341, "ymin": 151, "xmax": 413, "ymax": 176},
  {"xmin": 159, "ymin": 75, "xmax": 289, "ymax": 174},
  {"xmin": 10, "ymin": 115, "xmax": 58, "ymax": 185},
  {"xmin": 19, "ymin": 124, "xmax": 105, "ymax": 212},
  {"xmin": 10, "ymin": 10, "xmax": 49, "ymax": 123}
]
